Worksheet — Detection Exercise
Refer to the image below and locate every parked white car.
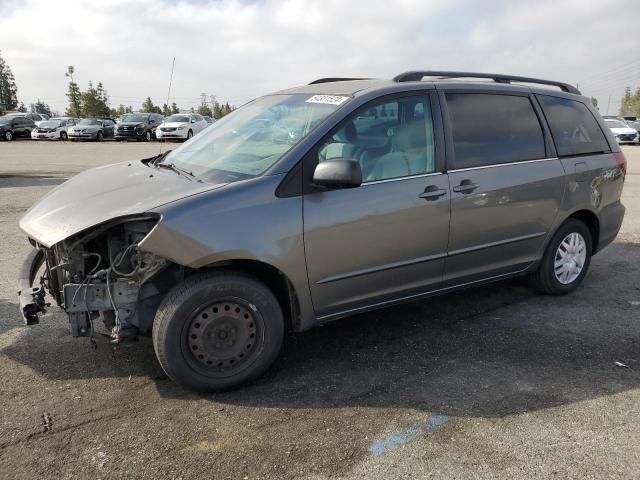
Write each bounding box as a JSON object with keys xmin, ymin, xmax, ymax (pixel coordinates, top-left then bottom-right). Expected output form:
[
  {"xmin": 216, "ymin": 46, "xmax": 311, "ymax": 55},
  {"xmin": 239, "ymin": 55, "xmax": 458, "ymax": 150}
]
[
  {"xmin": 155, "ymin": 113, "xmax": 208, "ymax": 141},
  {"xmin": 30, "ymin": 118, "xmax": 77, "ymax": 140},
  {"xmin": 605, "ymin": 119, "xmax": 639, "ymax": 144}
]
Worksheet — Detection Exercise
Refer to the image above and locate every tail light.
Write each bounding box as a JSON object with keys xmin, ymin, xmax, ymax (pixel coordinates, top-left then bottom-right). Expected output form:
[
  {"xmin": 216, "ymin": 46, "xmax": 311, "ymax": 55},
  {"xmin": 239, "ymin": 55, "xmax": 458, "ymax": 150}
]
[{"xmin": 614, "ymin": 151, "xmax": 627, "ymax": 178}]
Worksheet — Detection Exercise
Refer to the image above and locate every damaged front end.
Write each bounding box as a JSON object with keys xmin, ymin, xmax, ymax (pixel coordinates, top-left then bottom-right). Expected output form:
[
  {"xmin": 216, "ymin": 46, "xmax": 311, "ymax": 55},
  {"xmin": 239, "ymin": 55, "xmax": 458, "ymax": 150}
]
[{"xmin": 18, "ymin": 215, "xmax": 180, "ymax": 341}]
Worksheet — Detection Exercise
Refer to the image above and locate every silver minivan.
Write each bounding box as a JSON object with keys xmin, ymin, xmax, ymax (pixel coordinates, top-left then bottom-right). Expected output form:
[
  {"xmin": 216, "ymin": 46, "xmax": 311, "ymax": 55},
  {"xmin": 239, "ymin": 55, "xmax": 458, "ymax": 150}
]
[{"xmin": 18, "ymin": 71, "xmax": 626, "ymax": 391}]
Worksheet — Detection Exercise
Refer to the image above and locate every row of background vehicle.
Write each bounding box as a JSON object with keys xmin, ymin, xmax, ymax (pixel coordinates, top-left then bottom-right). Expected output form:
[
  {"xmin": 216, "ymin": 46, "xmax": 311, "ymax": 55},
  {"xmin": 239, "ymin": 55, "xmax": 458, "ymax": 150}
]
[
  {"xmin": 603, "ymin": 115, "xmax": 640, "ymax": 144},
  {"xmin": 0, "ymin": 111, "xmax": 214, "ymax": 142}
]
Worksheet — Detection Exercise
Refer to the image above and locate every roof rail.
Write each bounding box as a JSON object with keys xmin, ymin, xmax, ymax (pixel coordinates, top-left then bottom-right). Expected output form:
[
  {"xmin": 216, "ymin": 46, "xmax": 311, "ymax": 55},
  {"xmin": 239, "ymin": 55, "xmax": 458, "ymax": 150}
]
[
  {"xmin": 308, "ymin": 77, "xmax": 368, "ymax": 85},
  {"xmin": 392, "ymin": 71, "xmax": 581, "ymax": 95}
]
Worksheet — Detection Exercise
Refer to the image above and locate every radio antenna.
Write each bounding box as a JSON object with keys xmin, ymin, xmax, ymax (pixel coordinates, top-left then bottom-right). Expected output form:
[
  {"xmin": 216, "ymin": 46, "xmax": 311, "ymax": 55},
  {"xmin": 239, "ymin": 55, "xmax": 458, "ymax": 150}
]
[{"xmin": 160, "ymin": 57, "xmax": 176, "ymax": 154}]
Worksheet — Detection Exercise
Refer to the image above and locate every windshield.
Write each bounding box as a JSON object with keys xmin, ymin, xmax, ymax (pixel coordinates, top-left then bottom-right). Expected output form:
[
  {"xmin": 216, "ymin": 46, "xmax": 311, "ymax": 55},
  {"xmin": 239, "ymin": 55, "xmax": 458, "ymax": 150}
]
[
  {"xmin": 163, "ymin": 94, "xmax": 348, "ymax": 182},
  {"xmin": 606, "ymin": 120, "xmax": 627, "ymax": 128},
  {"xmin": 165, "ymin": 115, "xmax": 190, "ymax": 123},
  {"xmin": 121, "ymin": 114, "xmax": 149, "ymax": 123},
  {"xmin": 78, "ymin": 118, "xmax": 102, "ymax": 126},
  {"xmin": 40, "ymin": 120, "xmax": 63, "ymax": 128}
]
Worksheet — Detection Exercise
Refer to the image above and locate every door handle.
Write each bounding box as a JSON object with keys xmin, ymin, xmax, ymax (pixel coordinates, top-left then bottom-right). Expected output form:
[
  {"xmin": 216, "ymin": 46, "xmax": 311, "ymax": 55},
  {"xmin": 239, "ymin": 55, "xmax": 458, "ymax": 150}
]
[
  {"xmin": 452, "ymin": 180, "xmax": 479, "ymax": 194},
  {"xmin": 418, "ymin": 185, "xmax": 447, "ymax": 200}
]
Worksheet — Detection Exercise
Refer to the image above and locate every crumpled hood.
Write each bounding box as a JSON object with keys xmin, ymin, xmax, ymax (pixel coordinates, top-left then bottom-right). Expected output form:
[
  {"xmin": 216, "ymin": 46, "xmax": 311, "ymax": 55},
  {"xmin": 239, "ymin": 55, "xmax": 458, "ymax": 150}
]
[{"xmin": 19, "ymin": 159, "xmax": 227, "ymax": 247}]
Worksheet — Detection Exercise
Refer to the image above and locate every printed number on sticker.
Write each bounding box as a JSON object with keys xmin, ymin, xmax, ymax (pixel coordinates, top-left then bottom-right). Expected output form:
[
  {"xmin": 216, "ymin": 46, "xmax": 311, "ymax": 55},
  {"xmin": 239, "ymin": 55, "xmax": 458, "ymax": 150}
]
[{"xmin": 306, "ymin": 95, "xmax": 349, "ymax": 105}]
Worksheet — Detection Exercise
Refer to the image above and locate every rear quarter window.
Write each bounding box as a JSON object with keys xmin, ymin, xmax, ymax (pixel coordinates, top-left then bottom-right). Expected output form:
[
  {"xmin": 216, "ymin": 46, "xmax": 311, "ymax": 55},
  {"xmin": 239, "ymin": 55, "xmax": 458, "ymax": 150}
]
[
  {"xmin": 536, "ymin": 95, "xmax": 610, "ymax": 157},
  {"xmin": 446, "ymin": 93, "xmax": 545, "ymax": 169}
]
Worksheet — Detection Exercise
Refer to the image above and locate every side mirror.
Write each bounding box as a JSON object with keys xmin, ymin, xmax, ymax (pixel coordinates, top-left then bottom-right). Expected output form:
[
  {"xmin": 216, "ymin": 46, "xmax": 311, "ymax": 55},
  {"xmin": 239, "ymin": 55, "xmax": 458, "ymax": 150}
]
[
  {"xmin": 191, "ymin": 119, "xmax": 196, "ymax": 123},
  {"xmin": 312, "ymin": 158, "xmax": 362, "ymax": 189}
]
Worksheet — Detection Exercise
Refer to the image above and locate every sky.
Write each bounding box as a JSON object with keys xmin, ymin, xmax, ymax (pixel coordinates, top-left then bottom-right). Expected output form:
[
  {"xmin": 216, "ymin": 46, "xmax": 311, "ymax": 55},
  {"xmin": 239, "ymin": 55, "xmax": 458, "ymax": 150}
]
[{"xmin": 0, "ymin": 0, "xmax": 638, "ymax": 115}]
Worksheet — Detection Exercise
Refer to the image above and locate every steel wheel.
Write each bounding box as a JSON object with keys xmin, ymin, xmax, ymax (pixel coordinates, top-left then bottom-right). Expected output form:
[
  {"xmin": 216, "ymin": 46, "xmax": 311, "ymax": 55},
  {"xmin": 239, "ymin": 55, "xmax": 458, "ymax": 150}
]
[
  {"xmin": 554, "ymin": 232, "xmax": 587, "ymax": 285},
  {"xmin": 184, "ymin": 299, "xmax": 263, "ymax": 377},
  {"xmin": 153, "ymin": 271, "xmax": 284, "ymax": 391}
]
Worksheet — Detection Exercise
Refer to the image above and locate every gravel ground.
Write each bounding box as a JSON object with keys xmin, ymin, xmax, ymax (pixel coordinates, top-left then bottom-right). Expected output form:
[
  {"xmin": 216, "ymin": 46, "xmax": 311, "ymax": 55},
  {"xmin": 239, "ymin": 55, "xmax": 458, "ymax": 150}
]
[{"xmin": 1, "ymin": 141, "xmax": 639, "ymax": 479}]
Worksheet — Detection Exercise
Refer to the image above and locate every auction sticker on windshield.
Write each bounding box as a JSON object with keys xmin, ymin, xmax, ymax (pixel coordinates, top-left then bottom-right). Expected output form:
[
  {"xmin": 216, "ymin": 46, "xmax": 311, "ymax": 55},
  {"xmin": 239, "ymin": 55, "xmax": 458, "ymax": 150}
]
[{"xmin": 306, "ymin": 95, "xmax": 349, "ymax": 105}]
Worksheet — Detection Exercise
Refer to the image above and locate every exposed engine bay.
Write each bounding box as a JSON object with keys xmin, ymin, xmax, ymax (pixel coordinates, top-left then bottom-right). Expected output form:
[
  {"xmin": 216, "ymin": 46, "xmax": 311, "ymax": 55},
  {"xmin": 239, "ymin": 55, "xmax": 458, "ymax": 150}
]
[{"xmin": 21, "ymin": 216, "xmax": 181, "ymax": 341}]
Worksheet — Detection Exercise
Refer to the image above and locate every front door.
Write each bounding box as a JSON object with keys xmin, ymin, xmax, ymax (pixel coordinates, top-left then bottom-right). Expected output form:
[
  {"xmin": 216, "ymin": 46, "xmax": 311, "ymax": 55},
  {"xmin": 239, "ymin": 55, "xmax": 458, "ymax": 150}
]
[
  {"xmin": 303, "ymin": 93, "xmax": 451, "ymax": 319},
  {"xmin": 442, "ymin": 91, "xmax": 565, "ymax": 285}
]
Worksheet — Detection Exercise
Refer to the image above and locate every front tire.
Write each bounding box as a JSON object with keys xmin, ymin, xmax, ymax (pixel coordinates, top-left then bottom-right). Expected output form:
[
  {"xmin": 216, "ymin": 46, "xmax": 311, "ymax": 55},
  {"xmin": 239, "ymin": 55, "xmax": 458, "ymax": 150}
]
[
  {"xmin": 96, "ymin": 131, "xmax": 104, "ymax": 142},
  {"xmin": 144, "ymin": 130, "xmax": 152, "ymax": 142},
  {"xmin": 530, "ymin": 219, "xmax": 592, "ymax": 295},
  {"xmin": 152, "ymin": 271, "xmax": 284, "ymax": 392},
  {"xmin": 60, "ymin": 131, "xmax": 68, "ymax": 141},
  {"xmin": 4, "ymin": 130, "xmax": 14, "ymax": 141}
]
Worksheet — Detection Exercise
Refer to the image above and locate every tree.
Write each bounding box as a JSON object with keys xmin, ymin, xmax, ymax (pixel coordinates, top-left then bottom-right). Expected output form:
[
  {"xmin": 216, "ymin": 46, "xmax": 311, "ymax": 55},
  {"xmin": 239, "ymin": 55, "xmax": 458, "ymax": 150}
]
[
  {"xmin": 81, "ymin": 81, "xmax": 110, "ymax": 117},
  {"xmin": 96, "ymin": 82, "xmax": 109, "ymax": 108},
  {"xmin": 110, "ymin": 104, "xmax": 133, "ymax": 117},
  {"xmin": 162, "ymin": 103, "xmax": 170, "ymax": 116},
  {"xmin": 197, "ymin": 104, "xmax": 213, "ymax": 117},
  {"xmin": 65, "ymin": 66, "xmax": 82, "ymax": 118},
  {"xmin": 620, "ymin": 86, "xmax": 640, "ymax": 117},
  {"xmin": 170, "ymin": 102, "xmax": 179, "ymax": 115},
  {"xmin": 33, "ymin": 99, "xmax": 52, "ymax": 116},
  {"xmin": 140, "ymin": 96, "xmax": 162, "ymax": 114},
  {"xmin": 17, "ymin": 102, "xmax": 26, "ymax": 112},
  {"xmin": 221, "ymin": 101, "xmax": 234, "ymax": 117},
  {"xmin": 213, "ymin": 101, "xmax": 222, "ymax": 119},
  {"xmin": 0, "ymin": 51, "xmax": 19, "ymax": 114}
]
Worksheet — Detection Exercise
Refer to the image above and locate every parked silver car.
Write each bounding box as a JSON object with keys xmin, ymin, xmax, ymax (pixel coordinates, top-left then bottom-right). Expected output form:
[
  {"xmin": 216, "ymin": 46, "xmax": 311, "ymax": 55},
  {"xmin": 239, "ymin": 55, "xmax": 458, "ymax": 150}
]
[
  {"xmin": 18, "ymin": 71, "xmax": 626, "ymax": 392},
  {"xmin": 67, "ymin": 118, "xmax": 116, "ymax": 141}
]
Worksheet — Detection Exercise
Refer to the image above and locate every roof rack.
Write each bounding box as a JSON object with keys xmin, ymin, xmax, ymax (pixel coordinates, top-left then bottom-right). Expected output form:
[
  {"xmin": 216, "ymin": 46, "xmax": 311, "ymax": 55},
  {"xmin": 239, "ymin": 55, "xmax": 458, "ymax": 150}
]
[
  {"xmin": 308, "ymin": 77, "xmax": 368, "ymax": 85},
  {"xmin": 392, "ymin": 71, "xmax": 581, "ymax": 95}
]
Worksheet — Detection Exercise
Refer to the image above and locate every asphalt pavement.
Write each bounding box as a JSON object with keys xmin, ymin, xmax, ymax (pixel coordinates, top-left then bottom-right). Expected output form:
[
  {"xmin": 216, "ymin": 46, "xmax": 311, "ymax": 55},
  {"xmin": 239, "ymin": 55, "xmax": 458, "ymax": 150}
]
[{"xmin": 1, "ymin": 140, "xmax": 639, "ymax": 479}]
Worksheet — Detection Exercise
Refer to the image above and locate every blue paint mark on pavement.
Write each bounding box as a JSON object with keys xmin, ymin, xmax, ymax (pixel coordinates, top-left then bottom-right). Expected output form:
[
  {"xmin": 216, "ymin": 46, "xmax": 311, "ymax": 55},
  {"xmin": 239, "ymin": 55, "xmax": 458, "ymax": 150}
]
[{"xmin": 368, "ymin": 414, "xmax": 449, "ymax": 456}]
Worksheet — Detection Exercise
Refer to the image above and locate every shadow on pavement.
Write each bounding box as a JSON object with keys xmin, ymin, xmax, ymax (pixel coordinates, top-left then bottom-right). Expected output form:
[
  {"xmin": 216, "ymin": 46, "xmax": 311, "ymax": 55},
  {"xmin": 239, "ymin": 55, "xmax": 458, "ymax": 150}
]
[
  {"xmin": 2, "ymin": 243, "xmax": 639, "ymax": 418},
  {"xmin": 0, "ymin": 175, "xmax": 68, "ymax": 189}
]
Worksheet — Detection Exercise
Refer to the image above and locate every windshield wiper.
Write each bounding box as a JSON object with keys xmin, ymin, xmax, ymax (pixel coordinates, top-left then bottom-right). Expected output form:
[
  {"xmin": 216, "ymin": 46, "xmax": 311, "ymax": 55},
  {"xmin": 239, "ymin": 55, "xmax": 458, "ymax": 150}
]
[
  {"xmin": 155, "ymin": 161, "xmax": 196, "ymax": 181},
  {"xmin": 150, "ymin": 150, "xmax": 172, "ymax": 165}
]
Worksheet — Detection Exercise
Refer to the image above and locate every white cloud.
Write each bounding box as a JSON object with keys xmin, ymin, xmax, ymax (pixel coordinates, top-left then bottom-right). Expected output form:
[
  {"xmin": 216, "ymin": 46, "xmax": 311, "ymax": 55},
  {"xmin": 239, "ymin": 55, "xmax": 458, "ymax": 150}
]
[{"xmin": 0, "ymin": 0, "xmax": 637, "ymax": 115}]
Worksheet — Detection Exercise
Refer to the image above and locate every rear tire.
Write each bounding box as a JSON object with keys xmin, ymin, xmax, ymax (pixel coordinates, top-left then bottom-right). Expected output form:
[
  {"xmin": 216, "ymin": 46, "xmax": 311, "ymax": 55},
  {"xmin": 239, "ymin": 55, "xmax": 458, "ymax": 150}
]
[
  {"xmin": 530, "ymin": 219, "xmax": 592, "ymax": 295},
  {"xmin": 152, "ymin": 271, "xmax": 284, "ymax": 392},
  {"xmin": 96, "ymin": 131, "xmax": 104, "ymax": 142}
]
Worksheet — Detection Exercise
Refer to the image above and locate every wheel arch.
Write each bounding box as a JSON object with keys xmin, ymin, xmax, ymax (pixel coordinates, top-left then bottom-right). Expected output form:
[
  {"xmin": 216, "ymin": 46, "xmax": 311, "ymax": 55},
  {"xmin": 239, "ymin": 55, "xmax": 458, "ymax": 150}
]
[
  {"xmin": 202, "ymin": 258, "xmax": 301, "ymax": 332},
  {"xmin": 567, "ymin": 209, "xmax": 600, "ymax": 254}
]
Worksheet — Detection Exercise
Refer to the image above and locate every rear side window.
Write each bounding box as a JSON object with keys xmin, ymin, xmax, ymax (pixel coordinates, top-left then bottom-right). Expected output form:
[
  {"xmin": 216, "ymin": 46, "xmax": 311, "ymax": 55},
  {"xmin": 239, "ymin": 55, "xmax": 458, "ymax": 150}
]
[
  {"xmin": 446, "ymin": 93, "xmax": 545, "ymax": 169},
  {"xmin": 536, "ymin": 95, "xmax": 609, "ymax": 157}
]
